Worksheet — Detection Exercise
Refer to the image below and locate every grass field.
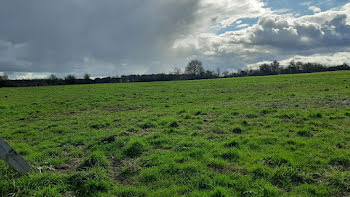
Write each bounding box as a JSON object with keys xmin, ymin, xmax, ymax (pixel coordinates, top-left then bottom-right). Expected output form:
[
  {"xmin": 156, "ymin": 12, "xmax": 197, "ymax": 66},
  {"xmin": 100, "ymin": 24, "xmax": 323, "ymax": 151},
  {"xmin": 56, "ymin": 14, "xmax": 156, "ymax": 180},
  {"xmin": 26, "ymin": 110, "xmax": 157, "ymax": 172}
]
[{"xmin": 0, "ymin": 71, "xmax": 349, "ymax": 196}]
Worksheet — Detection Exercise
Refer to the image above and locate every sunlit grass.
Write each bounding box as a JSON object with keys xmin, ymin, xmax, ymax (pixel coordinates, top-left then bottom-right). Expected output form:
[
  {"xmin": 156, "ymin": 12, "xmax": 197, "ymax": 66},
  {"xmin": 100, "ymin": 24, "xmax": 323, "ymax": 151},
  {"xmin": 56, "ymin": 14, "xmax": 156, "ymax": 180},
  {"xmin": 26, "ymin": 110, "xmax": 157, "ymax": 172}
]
[{"xmin": 0, "ymin": 71, "xmax": 349, "ymax": 196}]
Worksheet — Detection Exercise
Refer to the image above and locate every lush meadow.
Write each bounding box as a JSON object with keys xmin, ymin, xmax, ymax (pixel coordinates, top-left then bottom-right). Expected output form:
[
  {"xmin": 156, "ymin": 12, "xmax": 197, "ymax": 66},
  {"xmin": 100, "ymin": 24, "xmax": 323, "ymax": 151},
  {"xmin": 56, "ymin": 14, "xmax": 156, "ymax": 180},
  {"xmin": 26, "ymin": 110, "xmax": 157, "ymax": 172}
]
[{"xmin": 0, "ymin": 71, "xmax": 349, "ymax": 196}]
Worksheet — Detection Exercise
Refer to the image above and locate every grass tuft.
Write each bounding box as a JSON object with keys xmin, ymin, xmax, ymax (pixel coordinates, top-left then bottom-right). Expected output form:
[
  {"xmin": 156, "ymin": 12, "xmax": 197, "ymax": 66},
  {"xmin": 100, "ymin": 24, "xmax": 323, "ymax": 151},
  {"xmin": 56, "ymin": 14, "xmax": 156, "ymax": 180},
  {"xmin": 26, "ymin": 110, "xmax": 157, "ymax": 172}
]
[
  {"xmin": 297, "ymin": 130, "xmax": 313, "ymax": 137},
  {"xmin": 210, "ymin": 187, "xmax": 228, "ymax": 197},
  {"xmin": 68, "ymin": 170, "xmax": 111, "ymax": 197},
  {"xmin": 220, "ymin": 150, "xmax": 240, "ymax": 161},
  {"xmin": 78, "ymin": 151, "xmax": 110, "ymax": 170},
  {"xmin": 123, "ymin": 140, "xmax": 146, "ymax": 158}
]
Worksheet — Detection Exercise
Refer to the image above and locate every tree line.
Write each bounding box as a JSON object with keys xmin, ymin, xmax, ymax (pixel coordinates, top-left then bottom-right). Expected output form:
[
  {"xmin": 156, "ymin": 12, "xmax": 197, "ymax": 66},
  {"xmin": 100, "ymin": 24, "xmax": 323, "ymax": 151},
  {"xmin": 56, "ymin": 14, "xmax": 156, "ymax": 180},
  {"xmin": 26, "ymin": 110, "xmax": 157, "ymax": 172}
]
[{"xmin": 1, "ymin": 60, "xmax": 349, "ymax": 87}]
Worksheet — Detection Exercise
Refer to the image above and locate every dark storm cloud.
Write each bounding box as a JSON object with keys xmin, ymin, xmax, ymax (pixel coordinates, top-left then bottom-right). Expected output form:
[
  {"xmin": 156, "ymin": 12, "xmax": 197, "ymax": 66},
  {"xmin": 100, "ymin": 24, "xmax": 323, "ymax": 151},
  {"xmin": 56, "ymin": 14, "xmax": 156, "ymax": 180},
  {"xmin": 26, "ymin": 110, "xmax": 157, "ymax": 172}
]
[{"xmin": 0, "ymin": 0, "xmax": 200, "ymax": 75}]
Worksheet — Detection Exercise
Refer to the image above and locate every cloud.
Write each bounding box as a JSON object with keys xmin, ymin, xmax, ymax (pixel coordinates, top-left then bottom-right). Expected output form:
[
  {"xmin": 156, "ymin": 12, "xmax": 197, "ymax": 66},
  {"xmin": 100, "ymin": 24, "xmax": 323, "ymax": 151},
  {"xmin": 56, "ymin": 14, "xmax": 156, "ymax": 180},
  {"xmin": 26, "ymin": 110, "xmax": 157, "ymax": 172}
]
[
  {"xmin": 0, "ymin": 0, "xmax": 272, "ymax": 77},
  {"xmin": 247, "ymin": 4, "xmax": 350, "ymax": 50},
  {"xmin": 174, "ymin": 3, "xmax": 350, "ymax": 69},
  {"xmin": 198, "ymin": 0, "xmax": 270, "ymax": 28},
  {"xmin": 247, "ymin": 51, "xmax": 350, "ymax": 69},
  {"xmin": 300, "ymin": 2, "xmax": 313, "ymax": 6},
  {"xmin": 0, "ymin": 1, "xmax": 349, "ymax": 79},
  {"xmin": 0, "ymin": 0, "xmax": 203, "ymax": 76},
  {"xmin": 11, "ymin": 72, "xmax": 50, "ymax": 80},
  {"xmin": 236, "ymin": 24, "xmax": 250, "ymax": 28},
  {"xmin": 309, "ymin": 6, "xmax": 321, "ymax": 13}
]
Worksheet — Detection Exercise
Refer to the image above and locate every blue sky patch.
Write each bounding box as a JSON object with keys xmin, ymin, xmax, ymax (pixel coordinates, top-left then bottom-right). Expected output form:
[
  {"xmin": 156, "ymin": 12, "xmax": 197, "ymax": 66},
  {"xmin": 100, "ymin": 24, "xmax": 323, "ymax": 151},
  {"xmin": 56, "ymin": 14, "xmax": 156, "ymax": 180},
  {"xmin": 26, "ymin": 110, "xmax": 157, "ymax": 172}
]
[
  {"xmin": 217, "ymin": 18, "xmax": 259, "ymax": 35},
  {"xmin": 264, "ymin": 0, "xmax": 349, "ymax": 16}
]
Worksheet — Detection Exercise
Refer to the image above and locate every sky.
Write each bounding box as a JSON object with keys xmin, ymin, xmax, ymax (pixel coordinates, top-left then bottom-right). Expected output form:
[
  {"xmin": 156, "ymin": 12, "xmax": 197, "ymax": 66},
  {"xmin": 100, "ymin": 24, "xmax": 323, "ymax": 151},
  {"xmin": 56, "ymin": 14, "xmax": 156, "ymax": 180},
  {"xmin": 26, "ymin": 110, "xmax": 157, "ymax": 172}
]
[{"xmin": 0, "ymin": 0, "xmax": 350, "ymax": 79}]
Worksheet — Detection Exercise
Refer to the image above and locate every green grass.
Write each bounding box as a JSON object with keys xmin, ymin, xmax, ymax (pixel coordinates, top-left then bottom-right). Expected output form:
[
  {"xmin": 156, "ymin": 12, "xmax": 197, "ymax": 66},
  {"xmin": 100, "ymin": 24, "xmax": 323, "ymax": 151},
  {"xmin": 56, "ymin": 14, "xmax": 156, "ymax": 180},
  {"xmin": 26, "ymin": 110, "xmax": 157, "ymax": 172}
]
[{"xmin": 0, "ymin": 71, "xmax": 349, "ymax": 196}]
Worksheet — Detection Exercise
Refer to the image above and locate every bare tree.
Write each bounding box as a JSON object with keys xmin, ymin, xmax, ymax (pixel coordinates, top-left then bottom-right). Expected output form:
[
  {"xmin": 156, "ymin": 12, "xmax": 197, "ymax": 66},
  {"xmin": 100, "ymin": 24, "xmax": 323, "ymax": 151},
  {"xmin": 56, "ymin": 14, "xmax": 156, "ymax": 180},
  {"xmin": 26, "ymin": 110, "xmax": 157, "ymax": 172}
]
[
  {"xmin": 259, "ymin": 60, "xmax": 281, "ymax": 75},
  {"xmin": 84, "ymin": 73, "xmax": 91, "ymax": 80},
  {"xmin": 48, "ymin": 74, "xmax": 59, "ymax": 85},
  {"xmin": 222, "ymin": 71, "xmax": 230, "ymax": 77},
  {"xmin": 216, "ymin": 67, "xmax": 221, "ymax": 77},
  {"xmin": 49, "ymin": 74, "xmax": 58, "ymax": 81},
  {"xmin": 0, "ymin": 74, "xmax": 9, "ymax": 87},
  {"xmin": 185, "ymin": 60, "xmax": 204, "ymax": 75},
  {"xmin": 0, "ymin": 74, "xmax": 9, "ymax": 81},
  {"xmin": 259, "ymin": 63, "xmax": 271, "ymax": 75},
  {"xmin": 65, "ymin": 75, "xmax": 76, "ymax": 84},
  {"xmin": 171, "ymin": 67, "xmax": 182, "ymax": 75},
  {"xmin": 287, "ymin": 60, "xmax": 299, "ymax": 73},
  {"xmin": 270, "ymin": 60, "xmax": 281, "ymax": 74}
]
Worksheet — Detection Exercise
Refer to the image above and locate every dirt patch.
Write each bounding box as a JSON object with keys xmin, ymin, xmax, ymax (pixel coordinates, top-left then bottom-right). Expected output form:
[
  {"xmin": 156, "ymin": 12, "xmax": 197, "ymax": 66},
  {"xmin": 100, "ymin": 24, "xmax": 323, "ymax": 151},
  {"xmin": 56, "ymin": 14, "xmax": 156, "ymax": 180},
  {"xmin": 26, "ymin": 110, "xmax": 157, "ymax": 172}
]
[{"xmin": 112, "ymin": 158, "xmax": 140, "ymax": 185}]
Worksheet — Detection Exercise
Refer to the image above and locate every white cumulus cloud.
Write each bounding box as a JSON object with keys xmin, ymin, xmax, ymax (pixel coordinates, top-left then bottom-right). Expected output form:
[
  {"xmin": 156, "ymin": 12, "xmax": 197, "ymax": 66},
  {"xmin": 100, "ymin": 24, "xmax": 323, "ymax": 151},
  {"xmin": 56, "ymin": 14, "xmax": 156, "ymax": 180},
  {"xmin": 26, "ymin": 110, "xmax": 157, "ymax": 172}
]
[
  {"xmin": 247, "ymin": 51, "xmax": 350, "ymax": 69},
  {"xmin": 309, "ymin": 6, "xmax": 322, "ymax": 13},
  {"xmin": 174, "ymin": 3, "xmax": 350, "ymax": 70}
]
